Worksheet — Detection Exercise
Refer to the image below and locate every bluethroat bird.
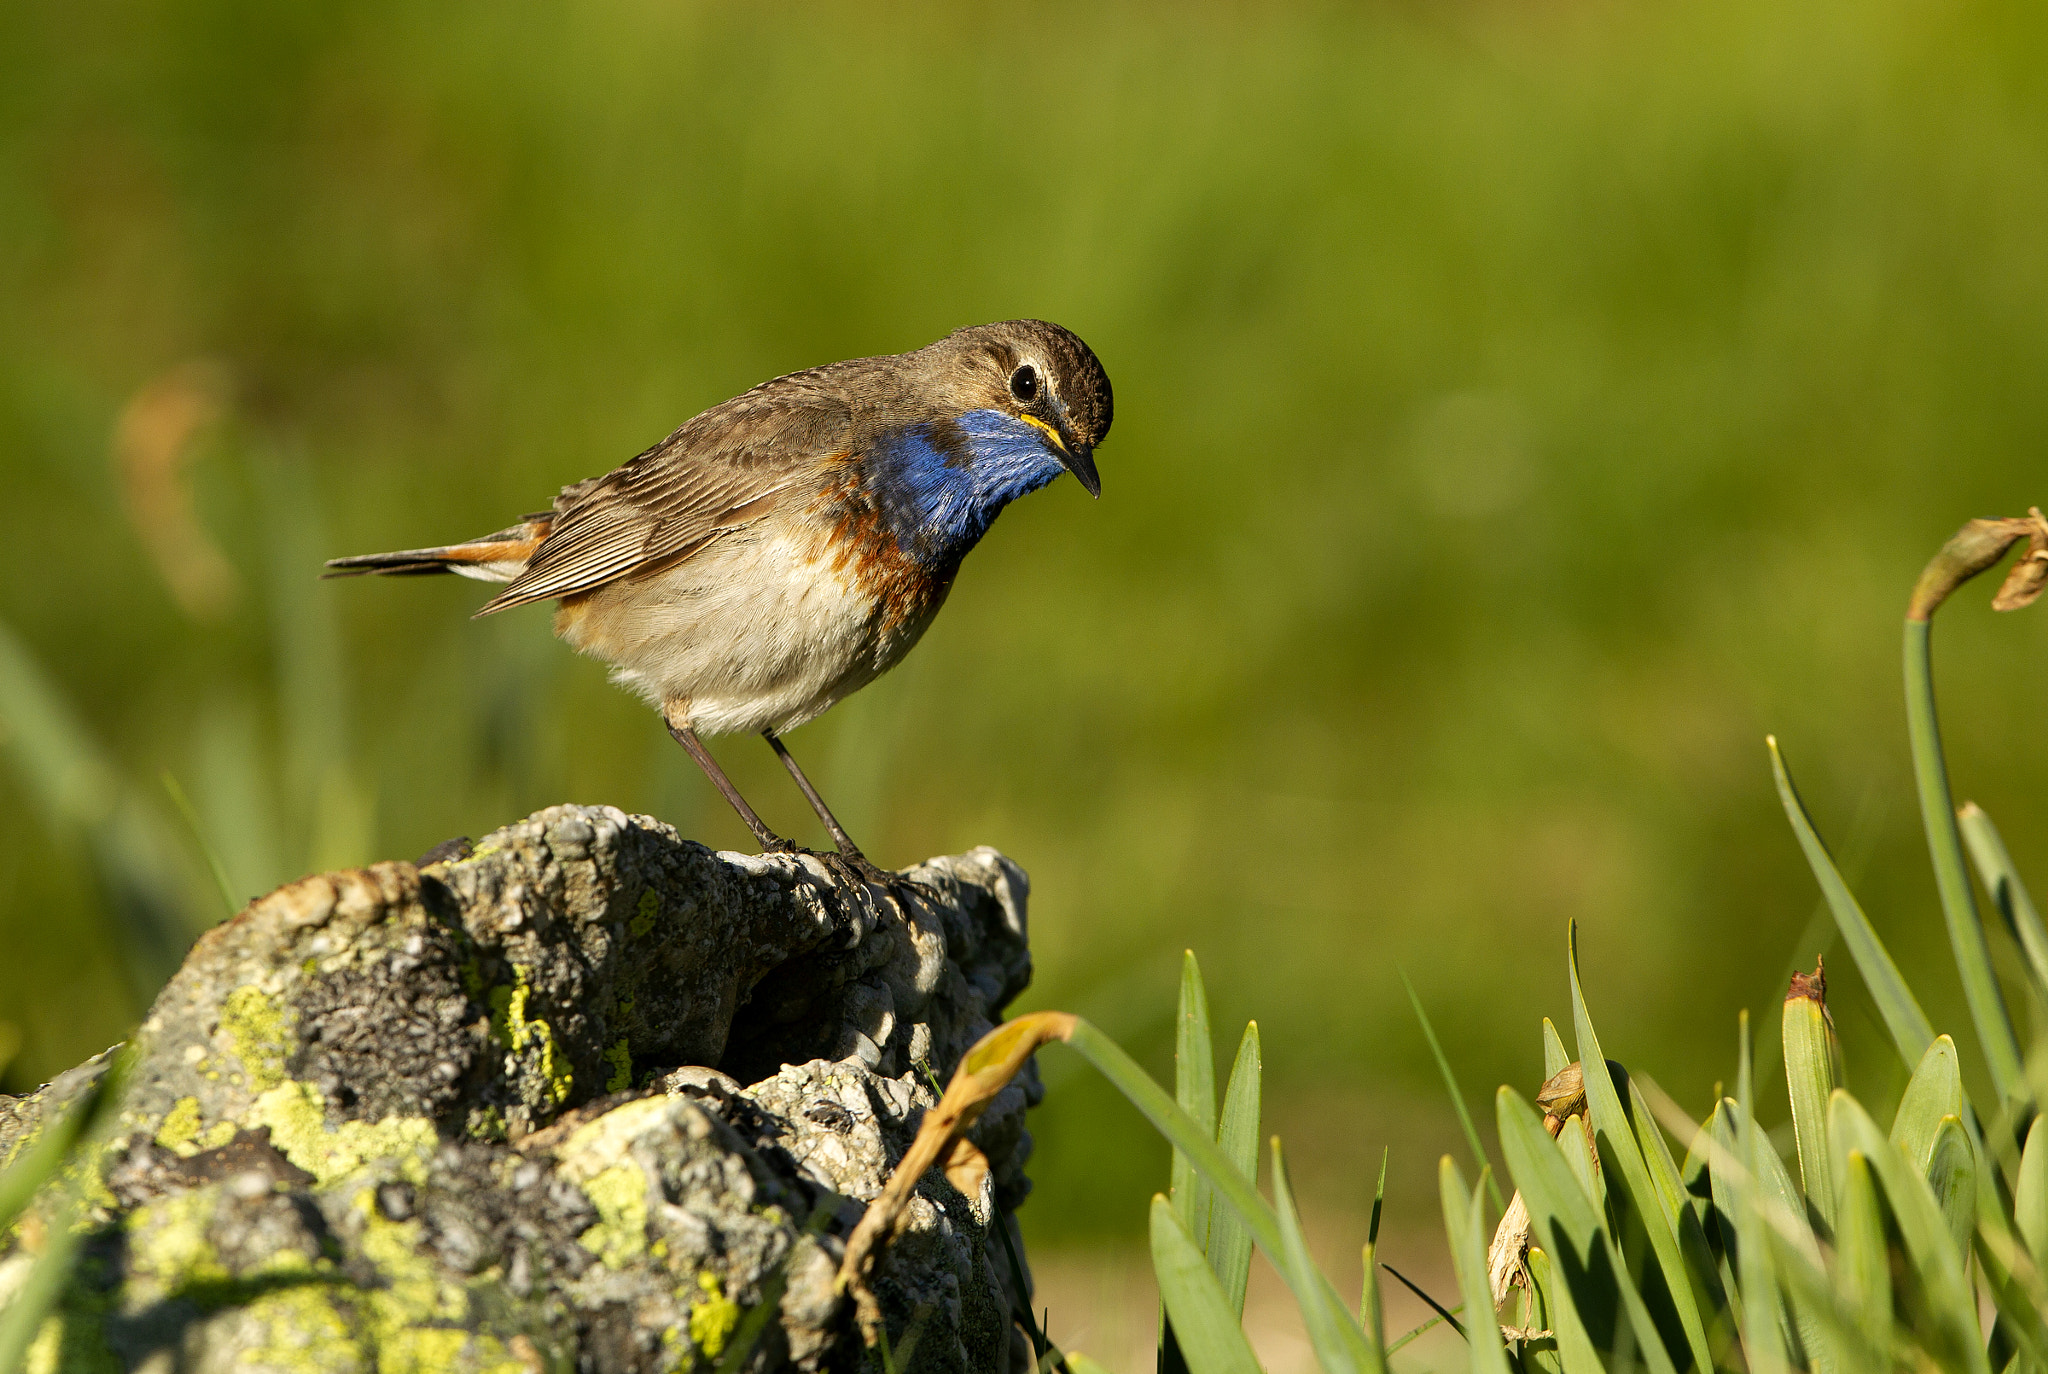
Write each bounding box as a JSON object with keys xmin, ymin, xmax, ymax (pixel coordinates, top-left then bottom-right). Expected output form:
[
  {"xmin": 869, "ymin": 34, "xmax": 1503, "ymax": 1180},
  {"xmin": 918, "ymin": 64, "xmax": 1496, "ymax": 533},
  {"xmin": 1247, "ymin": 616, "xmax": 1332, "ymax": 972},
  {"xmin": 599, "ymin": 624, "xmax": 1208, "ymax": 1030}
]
[{"xmin": 327, "ymin": 320, "xmax": 1112, "ymax": 883}]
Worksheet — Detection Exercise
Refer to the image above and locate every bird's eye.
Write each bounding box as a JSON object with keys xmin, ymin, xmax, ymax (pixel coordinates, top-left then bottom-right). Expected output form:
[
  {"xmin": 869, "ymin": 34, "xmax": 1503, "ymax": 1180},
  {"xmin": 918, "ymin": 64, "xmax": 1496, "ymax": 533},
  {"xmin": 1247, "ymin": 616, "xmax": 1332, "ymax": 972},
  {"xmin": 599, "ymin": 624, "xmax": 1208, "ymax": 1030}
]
[{"xmin": 1009, "ymin": 364, "xmax": 1039, "ymax": 404}]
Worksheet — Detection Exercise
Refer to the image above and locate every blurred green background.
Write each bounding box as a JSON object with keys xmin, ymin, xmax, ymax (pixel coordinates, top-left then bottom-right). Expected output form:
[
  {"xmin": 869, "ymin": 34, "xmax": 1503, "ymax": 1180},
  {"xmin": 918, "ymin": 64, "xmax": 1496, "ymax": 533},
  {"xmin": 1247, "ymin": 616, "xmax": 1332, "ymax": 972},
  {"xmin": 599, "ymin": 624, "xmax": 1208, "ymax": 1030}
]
[{"xmin": 2, "ymin": 0, "xmax": 2044, "ymax": 1278}]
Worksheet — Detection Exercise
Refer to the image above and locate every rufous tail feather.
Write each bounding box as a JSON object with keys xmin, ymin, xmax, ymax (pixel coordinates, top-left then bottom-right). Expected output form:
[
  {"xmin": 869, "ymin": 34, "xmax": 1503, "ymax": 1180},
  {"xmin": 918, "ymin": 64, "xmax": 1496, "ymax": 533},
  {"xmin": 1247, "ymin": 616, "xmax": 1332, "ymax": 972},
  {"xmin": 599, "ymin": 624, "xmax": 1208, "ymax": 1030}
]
[{"xmin": 323, "ymin": 515, "xmax": 551, "ymax": 585}]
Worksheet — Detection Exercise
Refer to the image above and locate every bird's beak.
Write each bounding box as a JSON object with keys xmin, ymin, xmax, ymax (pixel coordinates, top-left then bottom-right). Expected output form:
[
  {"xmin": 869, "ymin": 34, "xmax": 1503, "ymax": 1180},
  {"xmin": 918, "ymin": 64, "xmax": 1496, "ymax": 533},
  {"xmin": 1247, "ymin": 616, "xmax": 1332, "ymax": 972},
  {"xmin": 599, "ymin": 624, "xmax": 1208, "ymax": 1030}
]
[
  {"xmin": 1061, "ymin": 442, "xmax": 1101, "ymax": 498},
  {"xmin": 1023, "ymin": 414, "xmax": 1101, "ymax": 498}
]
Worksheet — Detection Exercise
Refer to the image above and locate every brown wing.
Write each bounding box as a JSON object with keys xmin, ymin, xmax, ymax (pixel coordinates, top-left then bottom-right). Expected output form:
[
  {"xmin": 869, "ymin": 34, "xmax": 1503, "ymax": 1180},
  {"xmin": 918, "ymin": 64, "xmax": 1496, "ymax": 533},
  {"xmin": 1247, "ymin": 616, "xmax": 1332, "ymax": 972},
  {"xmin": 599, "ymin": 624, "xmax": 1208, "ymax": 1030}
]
[{"xmin": 474, "ymin": 364, "xmax": 863, "ymax": 615}]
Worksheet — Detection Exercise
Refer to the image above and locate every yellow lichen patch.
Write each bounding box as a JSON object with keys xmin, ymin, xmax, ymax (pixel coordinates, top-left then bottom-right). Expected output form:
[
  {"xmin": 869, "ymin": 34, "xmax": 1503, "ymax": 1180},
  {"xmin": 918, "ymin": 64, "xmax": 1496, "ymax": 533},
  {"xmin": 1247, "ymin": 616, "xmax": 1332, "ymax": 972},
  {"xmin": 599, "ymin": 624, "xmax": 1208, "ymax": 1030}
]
[
  {"xmin": 237, "ymin": 1285, "xmax": 367, "ymax": 1373},
  {"xmin": 490, "ymin": 974, "xmax": 571, "ymax": 1110},
  {"xmin": 64, "ymin": 1143, "xmax": 118, "ymax": 1216},
  {"xmin": 604, "ymin": 1038, "xmax": 632, "ymax": 1093},
  {"xmin": 155, "ymin": 1096, "xmax": 203, "ymax": 1155},
  {"xmin": 350, "ymin": 1194, "xmax": 542, "ymax": 1373},
  {"xmin": 376, "ymin": 1329, "xmax": 471, "ymax": 1374},
  {"xmin": 355, "ymin": 1190, "xmax": 465, "ymax": 1327},
  {"xmin": 220, "ymin": 985, "xmax": 292, "ymax": 1092},
  {"xmin": 576, "ymin": 1163, "xmax": 649, "ymax": 1269},
  {"xmin": 124, "ymin": 1187, "xmax": 228, "ymax": 1293},
  {"xmin": 249, "ymin": 1082, "xmax": 437, "ymax": 1187},
  {"xmin": 200, "ymin": 1120, "xmax": 237, "ymax": 1151},
  {"xmin": 629, "ymin": 888, "xmax": 659, "ymax": 937},
  {"xmin": 688, "ymin": 1272, "xmax": 741, "ymax": 1360}
]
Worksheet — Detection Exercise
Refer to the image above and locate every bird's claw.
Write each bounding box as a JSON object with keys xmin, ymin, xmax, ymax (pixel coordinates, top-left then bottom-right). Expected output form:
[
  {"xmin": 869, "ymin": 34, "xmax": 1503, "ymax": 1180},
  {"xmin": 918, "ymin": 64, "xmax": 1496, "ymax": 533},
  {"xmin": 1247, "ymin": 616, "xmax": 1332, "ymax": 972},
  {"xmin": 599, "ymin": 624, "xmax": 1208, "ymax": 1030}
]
[{"xmin": 763, "ymin": 843, "xmax": 939, "ymax": 903}]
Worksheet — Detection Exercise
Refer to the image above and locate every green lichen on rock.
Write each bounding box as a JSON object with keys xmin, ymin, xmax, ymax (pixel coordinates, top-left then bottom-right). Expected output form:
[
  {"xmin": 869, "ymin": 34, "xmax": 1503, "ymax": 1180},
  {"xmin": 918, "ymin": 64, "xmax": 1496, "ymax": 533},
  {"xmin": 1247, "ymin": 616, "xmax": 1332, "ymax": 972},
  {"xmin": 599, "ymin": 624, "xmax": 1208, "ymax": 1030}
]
[
  {"xmin": 155, "ymin": 1096, "xmax": 202, "ymax": 1154},
  {"xmin": 0, "ymin": 806, "xmax": 1040, "ymax": 1374},
  {"xmin": 576, "ymin": 1162, "xmax": 649, "ymax": 1269},
  {"xmin": 220, "ymin": 985, "xmax": 291, "ymax": 1092},
  {"xmin": 152, "ymin": 1096, "xmax": 233, "ymax": 1158},
  {"xmin": 249, "ymin": 1081, "xmax": 437, "ymax": 1187},
  {"xmin": 629, "ymin": 888, "xmax": 659, "ymax": 938},
  {"xmin": 489, "ymin": 974, "xmax": 571, "ymax": 1110},
  {"xmin": 125, "ymin": 1185, "xmax": 229, "ymax": 1294},
  {"xmin": 688, "ymin": 1272, "xmax": 741, "ymax": 1359},
  {"xmin": 20, "ymin": 1257, "xmax": 120, "ymax": 1374},
  {"xmin": 604, "ymin": 1038, "xmax": 633, "ymax": 1093},
  {"xmin": 231, "ymin": 1286, "xmax": 365, "ymax": 1374}
]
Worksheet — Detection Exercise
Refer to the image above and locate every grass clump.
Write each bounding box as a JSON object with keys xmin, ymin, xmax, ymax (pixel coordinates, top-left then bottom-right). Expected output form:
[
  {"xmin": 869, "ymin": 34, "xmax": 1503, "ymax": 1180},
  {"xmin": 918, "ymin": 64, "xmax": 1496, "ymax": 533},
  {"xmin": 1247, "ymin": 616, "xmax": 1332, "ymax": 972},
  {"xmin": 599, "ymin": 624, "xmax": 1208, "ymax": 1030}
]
[{"xmin": 887, "ymin": 508, "xmax": 2048, "ymax": 1372}]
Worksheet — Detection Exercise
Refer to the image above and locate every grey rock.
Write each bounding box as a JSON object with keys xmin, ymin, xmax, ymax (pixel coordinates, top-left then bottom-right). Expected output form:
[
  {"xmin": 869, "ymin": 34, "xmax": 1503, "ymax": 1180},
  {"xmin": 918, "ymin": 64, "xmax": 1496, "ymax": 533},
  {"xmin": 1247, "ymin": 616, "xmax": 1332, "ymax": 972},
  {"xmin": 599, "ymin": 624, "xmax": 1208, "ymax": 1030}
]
[{"xmin": 0, "ymin": 806, "xmax": 1041, "ymax": 1374}]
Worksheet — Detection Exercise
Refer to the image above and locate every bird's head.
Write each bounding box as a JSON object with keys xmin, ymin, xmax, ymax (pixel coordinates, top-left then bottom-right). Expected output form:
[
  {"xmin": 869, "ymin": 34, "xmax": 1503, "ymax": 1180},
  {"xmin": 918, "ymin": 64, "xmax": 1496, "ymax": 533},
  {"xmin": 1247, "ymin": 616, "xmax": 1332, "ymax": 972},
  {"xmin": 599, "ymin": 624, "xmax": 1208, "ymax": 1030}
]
[{"xmin": 925, "ymin": 319, "xmax": 1113, "ymax": 498}]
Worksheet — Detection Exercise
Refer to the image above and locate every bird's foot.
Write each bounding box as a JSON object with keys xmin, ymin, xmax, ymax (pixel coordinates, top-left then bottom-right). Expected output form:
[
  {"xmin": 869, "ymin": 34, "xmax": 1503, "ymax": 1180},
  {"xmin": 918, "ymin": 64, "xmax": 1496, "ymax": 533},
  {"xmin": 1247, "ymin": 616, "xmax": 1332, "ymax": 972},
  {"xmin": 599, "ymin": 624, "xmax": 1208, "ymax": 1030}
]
[{"xmin": 764, "ymin": 840, "xmax": 938, "ymax": 902}]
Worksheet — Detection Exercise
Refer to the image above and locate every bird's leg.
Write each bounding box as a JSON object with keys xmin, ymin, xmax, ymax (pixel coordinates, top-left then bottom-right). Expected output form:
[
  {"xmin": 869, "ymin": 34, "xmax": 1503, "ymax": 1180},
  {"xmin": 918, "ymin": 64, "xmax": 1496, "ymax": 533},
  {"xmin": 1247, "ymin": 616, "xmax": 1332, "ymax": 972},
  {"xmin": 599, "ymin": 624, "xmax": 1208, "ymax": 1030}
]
[
  {"xmin": 762, "ymin": 731, "xmax": 922, "ymax": 894},
  {"xmin": 662, "ymin": 706, "xmax": 789, "ymax": 852},
  {"xmin": 762, "ymin": 731, "xmax": 862, "ymax": 856}
]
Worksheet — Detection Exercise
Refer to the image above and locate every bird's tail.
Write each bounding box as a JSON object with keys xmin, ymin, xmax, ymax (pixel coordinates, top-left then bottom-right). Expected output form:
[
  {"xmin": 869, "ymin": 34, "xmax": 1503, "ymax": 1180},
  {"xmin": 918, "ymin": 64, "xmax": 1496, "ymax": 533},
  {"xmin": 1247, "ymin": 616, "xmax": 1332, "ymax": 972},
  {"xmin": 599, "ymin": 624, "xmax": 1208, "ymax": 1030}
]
[{"xmin": 323, "ymin": 514, "xmax": 553, "ymax": 585}]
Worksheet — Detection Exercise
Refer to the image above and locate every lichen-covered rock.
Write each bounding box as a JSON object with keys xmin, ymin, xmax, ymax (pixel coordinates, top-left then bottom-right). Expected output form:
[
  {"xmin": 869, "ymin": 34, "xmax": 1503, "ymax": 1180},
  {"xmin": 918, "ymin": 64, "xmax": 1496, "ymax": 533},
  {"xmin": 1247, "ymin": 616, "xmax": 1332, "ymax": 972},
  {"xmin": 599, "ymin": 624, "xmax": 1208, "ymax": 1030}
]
[{"xmin": 0, "ymin": 806, "xmax": 1041, "ymax": 1374}]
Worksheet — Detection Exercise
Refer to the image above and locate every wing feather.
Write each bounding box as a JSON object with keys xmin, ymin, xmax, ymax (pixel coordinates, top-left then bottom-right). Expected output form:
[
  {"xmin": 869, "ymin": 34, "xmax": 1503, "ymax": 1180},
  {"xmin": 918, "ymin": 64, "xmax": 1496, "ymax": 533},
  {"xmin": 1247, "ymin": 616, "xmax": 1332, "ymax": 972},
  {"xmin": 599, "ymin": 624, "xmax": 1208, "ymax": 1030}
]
[{"xmin": 475, "ymin": 366, "xmax": 861, "ymax": 615}]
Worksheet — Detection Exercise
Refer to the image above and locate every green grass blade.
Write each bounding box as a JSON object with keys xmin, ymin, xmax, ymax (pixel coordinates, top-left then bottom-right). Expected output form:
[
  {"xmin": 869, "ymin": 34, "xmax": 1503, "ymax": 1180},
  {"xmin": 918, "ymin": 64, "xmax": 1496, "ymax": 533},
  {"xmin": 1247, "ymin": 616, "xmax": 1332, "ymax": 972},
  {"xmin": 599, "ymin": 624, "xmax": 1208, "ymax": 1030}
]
[
  {"xmin": 1381, "ymin": 1262, "xmax": 1464, "ymax": 1339},
  {"xmin": 1745, "ymin": 1101, "xmax": 1831, "ymax": 1373},
  {"xmin": 1164, "ymin": 950, "xmax": 1218, "ymax": 1374},
  {"xmin": 1174, "ymin": 950, "xmax": 1219, "ymax": 1245},
  {"xmin": 1566, "ymin": 924, "xmax": 1712, "ymax": 1374},
  {"xmin": 1830, "ymin": 1090, "xmax": 1987, "ymax": 1374},
  {"xmin": 0, "ymin": 1050, "xmax": 129, "ymax": 1374},
  {"xmin": 1272, "ymin": 1139, "xmax": 1376, "ymax": 1374},
  {"xmin": 259, "ymin": 452, "xmax": 366, "ymax": 874},
  {"xmin": 1628, "ymin": 1077, "xmax": 1732, "ymax": 1356},
  {"xmin": 1969, "ymin": 1203, "xmax": 2048, "ymax": 1373},
  {"xmin": 1525, "ymin": 1246, "xmax": 1604, "ymax": 1374},
  {"xmin": 1061, "ymin": 1021, "xmax": 1384, "ymax": 1373},
  {"xmin": 0, "ymin": 1063, "xmax": 117, "ymax": 1234},
  {"xmin": 1675, "ymin": 1090, "xmax": 1887, "ymax": 1373},
  {"xmin": 1497, "ymin": 1085, "xmax": 1673, "ymax": 1372},
  {"xmin": 1781, "ymin": 985, "xmax": 1839, "ymax": 1229},
  {"xmin": 1212, "ymin": 1020, "xmax": 1261, "ymax": 1317},
  {"xmin": 1359, "ymin": 1148, "xmax": 1387, "ymax": 1346},
  {"xmin": 1150, "ymin": 1195, "xmax": 1265, "ymax": 1374},
  {"xmin": 1834, "ymin": 1152, "xmax": 1892, "ymax": 1356},
  {"xmin": 1923, "ymin": 1115, "xmax": 1976, "ymax": 1258},
  {"xmin": 1542, "ymin": 1018, "xmax": 1569, "ymax": 1081},
  {"xmin": 1404, "ymin": 970, "xmax": 1503, "ymax": 1215},
  {"xmin": 1439, "ymin": 1157, "xmax": 1513, "ymax": 1374},
  {"xmin": 1392, "ymin": 1302, "xmax": 1458, "ymax": 1351},
  {"xmin": 1556, "ymin": 1114, "xmax": 1600, "ymax": 1207},
  {"xmin": 1959, "ymin": 802, "xmax": 2048, "ymax": 1005},
  {"xmin": 1903, "ymin": 617, "xmax": 2024, "ymax": 1101},
  {"xmin": 1768, "ymin": 737, "xmax": 1936, "ymax": 1069},
  {"xmin": 1890, "ymin": 1035, "xmax": 1963, "ymax": 1170},
  {"xmin": 1627, "ymin": 1077, "xmax": 1689, "ymax": 1233},
  {"xmin": 162, "ymin": 770, "xmax": 239, "ymax": 915},
  {"xmin": 1728, "ymin": 1020, "xmax": 1792, "ymax": 1374},
  {"xmin": 0, "ymin": 1188, "xmax": 87, "ymax": 1374},
  {"xmin": 1368, "ymin": 1146, "xmax": 1388, "ymax": 1249},
  {"xmin": 1682, "ymin": 1113, "xmax": 1742, "ymax": 1326},
  {"xmin": 2018, "ymin": 1116, "xmax": 2048, "ymax": 1261},
  {"xmin": 0, "ymin": 618, "xmax": 199, "ymax": 990}
]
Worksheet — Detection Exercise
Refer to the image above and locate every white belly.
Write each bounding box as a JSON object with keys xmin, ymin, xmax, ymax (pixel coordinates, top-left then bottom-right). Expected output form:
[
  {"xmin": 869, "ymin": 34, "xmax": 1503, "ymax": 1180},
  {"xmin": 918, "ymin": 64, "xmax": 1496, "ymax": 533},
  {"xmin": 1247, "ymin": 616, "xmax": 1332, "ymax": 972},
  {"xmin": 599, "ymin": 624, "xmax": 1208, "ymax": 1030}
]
[{"xmin": 551, "ymin": 529, "xmax": 941, "ymax": 736}]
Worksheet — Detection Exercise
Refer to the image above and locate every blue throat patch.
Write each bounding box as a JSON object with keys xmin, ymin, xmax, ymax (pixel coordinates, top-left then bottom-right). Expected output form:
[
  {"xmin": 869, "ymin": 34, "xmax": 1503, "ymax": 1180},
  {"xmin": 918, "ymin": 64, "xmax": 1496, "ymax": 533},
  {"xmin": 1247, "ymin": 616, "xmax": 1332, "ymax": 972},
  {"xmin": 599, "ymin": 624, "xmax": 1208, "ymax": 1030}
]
[{"xmin": 871, "ymin": 410, "xmax": 1066, "ymax": 564}]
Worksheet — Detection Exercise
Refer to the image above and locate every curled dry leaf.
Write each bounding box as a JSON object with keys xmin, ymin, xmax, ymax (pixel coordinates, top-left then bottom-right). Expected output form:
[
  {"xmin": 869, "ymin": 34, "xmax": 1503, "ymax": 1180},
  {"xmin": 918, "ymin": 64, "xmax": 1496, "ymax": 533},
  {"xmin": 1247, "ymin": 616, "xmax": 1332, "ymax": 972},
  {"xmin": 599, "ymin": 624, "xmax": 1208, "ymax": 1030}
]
[
  {"xmin": 835, "ymin": 1010, "xmax": 1077, "ymax": 1346},
  {"xmin": 1991, "ymin": 508, "xmax": 2048, "ymax": 612},
  {"xmin": 1535, "ymin": 1061, "xmax": 1587, "ymax": 1121},
  {"xmin": 1487, "ymin": 1189, "xmax": 1531, "ymax": 1308},
  {"xmin": 1489, "ymin": 1062, "xmax": 1583, "ymax": 1307},
  {"xmin": 1908, "ymin": 507, "xmax": 2048, "ymax": 621}
]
